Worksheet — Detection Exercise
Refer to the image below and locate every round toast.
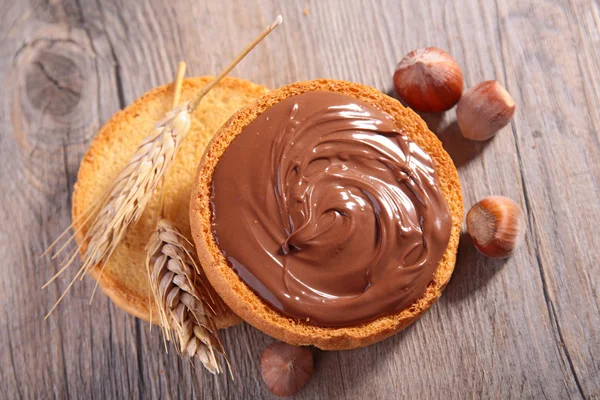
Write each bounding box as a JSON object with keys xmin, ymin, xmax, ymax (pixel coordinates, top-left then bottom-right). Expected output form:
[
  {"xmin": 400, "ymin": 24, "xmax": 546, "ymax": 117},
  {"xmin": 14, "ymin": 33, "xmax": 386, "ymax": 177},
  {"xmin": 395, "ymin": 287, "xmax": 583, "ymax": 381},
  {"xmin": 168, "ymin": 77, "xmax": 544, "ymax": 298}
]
[
  {"xmin": 190, "ymin": 79, "xmax": 463, "ymax": 348},
  {"xmin": 73, "ymin": 76, "xmax": 268, "ymax": 328}
]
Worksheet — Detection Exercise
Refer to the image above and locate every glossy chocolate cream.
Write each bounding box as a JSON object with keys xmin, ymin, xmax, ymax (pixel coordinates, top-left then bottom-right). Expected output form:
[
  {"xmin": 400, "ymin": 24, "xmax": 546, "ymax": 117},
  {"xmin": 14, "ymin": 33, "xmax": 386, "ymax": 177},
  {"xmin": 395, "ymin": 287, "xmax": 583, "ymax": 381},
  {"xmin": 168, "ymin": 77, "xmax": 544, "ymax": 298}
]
[{"xmin": 210, "ymin": 91, "xmax": 451, "ymax": 327}]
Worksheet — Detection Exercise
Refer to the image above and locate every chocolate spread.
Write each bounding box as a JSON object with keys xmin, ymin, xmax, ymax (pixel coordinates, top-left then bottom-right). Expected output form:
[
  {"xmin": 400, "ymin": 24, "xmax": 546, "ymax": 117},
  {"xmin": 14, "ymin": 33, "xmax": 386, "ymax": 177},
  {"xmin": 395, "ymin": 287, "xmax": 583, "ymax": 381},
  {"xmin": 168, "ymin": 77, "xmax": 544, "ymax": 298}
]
[{"xmin": 210, "ymin": 91, "xmax": 452, "ymax": 327}]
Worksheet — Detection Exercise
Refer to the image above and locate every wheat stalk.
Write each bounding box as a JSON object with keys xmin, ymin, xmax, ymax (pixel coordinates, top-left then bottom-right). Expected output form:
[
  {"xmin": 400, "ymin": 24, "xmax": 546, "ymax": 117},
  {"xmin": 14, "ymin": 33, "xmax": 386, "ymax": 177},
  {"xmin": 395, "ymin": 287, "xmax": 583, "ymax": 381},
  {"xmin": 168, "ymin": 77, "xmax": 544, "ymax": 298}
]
[
  {"xmin": 42, "ymin": 104, "xmax": 193, "ymax": 316},
  {"xmin": 148, "ymin": 62, "xmax": 228, "ymax": 375},
  {"xmin": 42, "ymin": 16, "xmax": 283, "ymax": 316},
  {"xmin": 147, "ymin": 219, "xmax": 230, "ymax": 375}
]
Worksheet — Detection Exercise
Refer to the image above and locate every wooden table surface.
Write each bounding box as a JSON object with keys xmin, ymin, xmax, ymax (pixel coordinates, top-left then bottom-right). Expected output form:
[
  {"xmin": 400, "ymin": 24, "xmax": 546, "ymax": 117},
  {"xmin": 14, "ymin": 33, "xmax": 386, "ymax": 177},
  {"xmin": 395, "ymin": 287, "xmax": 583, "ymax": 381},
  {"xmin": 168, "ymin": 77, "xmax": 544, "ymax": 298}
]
[{"xmin": 2, "ymin": 0, "xmax": 599, "ymax": 399}]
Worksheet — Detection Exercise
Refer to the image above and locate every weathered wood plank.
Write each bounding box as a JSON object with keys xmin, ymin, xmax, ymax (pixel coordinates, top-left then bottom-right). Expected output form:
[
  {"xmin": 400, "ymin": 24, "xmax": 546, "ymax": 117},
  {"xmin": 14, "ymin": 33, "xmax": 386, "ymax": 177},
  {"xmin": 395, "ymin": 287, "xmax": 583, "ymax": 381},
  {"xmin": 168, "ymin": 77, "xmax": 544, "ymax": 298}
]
[
  {"xmin": 0, "ymin": 0, "xmax": 598, "ymax": 399},
  {"xmin": 0, "ymin": 1, "xmax": 139, "ymax": 399},
  {"xmin": 493, "ymin": 0, "xmax": 600, "ymax": 397}
]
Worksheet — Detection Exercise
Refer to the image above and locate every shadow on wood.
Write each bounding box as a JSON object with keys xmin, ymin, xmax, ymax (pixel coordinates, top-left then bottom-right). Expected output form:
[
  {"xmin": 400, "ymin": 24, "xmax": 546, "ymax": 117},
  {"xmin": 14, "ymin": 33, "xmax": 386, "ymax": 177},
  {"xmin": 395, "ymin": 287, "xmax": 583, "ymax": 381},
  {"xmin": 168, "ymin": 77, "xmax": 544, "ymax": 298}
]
[
  {"xmin": 441, "ymin": 232, "xmax": 506, "ymax": 304},
  {"xmin": 319, "ymin": 321, "xmax": 419, "ymax": 398},
  {"xmin": 384, "ymin": 87, "xmax": 492, "ymax": 169},
  {"xmin": 433, "ymin": 121, "xmax": 491, "ymax": 169}
]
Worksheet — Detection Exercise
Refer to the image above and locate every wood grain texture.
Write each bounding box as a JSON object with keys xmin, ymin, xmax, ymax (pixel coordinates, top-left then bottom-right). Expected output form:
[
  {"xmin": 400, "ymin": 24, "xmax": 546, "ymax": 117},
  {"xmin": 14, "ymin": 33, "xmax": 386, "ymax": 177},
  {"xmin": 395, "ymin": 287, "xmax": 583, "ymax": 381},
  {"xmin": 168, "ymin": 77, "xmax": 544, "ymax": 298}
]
[{"xmin": 0, "ymin": 0, "xmax": 598, "ymax": 399}]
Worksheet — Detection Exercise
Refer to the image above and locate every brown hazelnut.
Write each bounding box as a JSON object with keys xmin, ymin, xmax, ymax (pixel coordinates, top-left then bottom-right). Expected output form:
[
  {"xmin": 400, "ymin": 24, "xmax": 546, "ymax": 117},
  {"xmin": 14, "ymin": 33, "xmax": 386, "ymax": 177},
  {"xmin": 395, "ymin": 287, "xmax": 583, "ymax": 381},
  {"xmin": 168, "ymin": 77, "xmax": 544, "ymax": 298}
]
[
  {"xmin": 393, "ymin": 47, "xmax": 464, "ymax": 113},
  {"xmin": 457, "ymin": 80, "xmax": 516, "ymax": 141},
  {"xmin": 466, "ymin": 196, "xmax": 526, "ymax": 259},
  {"xmin": 260, "ymin": 342, "xmax": 313, "ymax": 397}
]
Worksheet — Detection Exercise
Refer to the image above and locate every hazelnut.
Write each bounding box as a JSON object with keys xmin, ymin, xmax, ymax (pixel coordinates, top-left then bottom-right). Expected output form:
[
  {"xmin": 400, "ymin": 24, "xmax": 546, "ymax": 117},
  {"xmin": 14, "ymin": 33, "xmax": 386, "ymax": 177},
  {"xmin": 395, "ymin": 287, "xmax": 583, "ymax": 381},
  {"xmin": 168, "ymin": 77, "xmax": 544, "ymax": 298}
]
[
  {"xmin": 457, "ymin": 80, "xmax": 516, "ymax": 141},
  {"xmin": 466, "ymin": 196, "xmax": 526, "ymax": 259},
  {"xmin": 260, "ymin": 342, "xmax": 313, "ymax": 397},
  {"xmin": 393, "ymin": 47, "xmax": 464, "ymax": 113}
]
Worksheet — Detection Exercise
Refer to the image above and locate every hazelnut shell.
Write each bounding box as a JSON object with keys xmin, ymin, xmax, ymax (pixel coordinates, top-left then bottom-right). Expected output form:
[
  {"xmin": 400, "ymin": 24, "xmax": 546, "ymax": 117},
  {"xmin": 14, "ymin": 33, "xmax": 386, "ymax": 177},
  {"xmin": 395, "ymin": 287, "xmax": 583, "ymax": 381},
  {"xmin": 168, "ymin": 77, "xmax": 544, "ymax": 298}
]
[
  {"xmin": 466, "ymin": 196, "xmax": 526, "ymax": 259},
  {"xmin": 457, "ymin": 80, "xmax": 516, "ymax": 141},
  {"xmin": 393, "ymin": 47, "xmax": 464, "ymax": 113},
  {"xmin": 261, "ymin": 342, "xmax": 314, "ymax": 397}
]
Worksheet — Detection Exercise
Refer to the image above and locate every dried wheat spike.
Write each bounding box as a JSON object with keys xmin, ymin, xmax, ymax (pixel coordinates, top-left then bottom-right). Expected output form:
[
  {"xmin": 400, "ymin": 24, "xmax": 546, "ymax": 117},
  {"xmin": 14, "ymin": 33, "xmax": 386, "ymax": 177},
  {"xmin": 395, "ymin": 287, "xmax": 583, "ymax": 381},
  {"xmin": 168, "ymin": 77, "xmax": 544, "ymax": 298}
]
[
  {"xmin": 86, "ymin": 105, "xmax": 192, "ymax": 270},
  {"xmin": 42, "ymin": 104, "xmax": 193, "ymax": 317},
  {"xmin": 147, "ymin": 219, "xmax": 229, "ymax": 375}
]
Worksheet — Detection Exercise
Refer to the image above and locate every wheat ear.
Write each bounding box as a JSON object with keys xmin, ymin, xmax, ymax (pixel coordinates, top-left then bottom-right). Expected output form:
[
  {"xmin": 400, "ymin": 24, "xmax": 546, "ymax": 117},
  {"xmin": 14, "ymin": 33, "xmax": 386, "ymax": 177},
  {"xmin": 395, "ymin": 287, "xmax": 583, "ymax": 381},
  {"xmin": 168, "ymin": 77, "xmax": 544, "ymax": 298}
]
[
  {"xmin": 147, "ymin": 219, "xmax": 229, "ymax": 375},
  {"xmin": 147, "ymin": 62, "xmax": 228, "ymax": 375},
  {"xmin": 42, "ymin": 16, "xmax": 283, "ymax": 317}
]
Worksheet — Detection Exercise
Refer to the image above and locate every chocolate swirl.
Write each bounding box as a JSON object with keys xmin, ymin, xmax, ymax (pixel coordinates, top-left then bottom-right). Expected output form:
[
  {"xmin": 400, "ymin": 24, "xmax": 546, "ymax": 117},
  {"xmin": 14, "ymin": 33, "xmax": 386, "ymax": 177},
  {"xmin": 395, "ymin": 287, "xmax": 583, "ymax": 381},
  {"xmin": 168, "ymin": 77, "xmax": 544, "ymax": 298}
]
[{"xmin": 211, "ymin": 91, "xmax": 451, "ymax": 327}]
